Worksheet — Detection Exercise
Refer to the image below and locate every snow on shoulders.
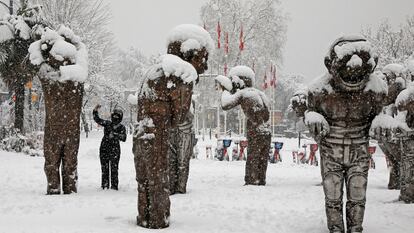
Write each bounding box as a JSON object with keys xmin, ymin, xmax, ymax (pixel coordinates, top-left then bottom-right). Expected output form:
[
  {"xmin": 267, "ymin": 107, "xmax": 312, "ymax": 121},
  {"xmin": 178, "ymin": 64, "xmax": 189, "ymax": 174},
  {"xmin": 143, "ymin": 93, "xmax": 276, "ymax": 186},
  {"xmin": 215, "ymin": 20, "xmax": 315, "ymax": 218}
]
[
  {"xmin": 258, "ymin": 90, "xmax": 270, "ymax": 109},
  {"xmin": 228, "ymin": 66, "xmax": 255, "ymax": 85},
  {"xmin": 383, "ymin": 63, "xmax": 404, "ymax": 76},
  {"xmin": 215, "ymin": 75, "xmax": 233, "ymax": 91},
  {"xmin": 0, "ymin": 24, "xmax": 14, "ymax": 43},
  {"xmin": 308, "ymin": 73, "xmax": 333, "ymax": 94},
  {"xmin": 221, "ymin": 90, "xmax": 237, "ymax": 108},
  {"xmin": 240, "ymin": 88, "xmax": 268, "ymax": 109},
  {"xmin": 364, "ymin": 71, "xmax": 388, "ymax": 95},
  {"xmin": 166, "ymin": 24, "xmax": 214, "ymax": 54},
  {"xmin": 161, "ymin": 54, "xmax": 197, "ymax": 83},
  {"xmin": 137, "ymin": 63, "xmax": 163, "ymax": 99}
]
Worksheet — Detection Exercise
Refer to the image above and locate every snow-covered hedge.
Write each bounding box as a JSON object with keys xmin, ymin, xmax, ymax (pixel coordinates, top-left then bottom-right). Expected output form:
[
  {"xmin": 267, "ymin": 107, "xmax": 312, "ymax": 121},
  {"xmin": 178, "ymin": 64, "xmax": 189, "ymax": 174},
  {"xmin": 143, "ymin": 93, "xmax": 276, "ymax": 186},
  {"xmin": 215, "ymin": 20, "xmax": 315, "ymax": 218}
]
[{"xmin": 0, "ymin": 126, "xmax": 43, "ymax": 156}]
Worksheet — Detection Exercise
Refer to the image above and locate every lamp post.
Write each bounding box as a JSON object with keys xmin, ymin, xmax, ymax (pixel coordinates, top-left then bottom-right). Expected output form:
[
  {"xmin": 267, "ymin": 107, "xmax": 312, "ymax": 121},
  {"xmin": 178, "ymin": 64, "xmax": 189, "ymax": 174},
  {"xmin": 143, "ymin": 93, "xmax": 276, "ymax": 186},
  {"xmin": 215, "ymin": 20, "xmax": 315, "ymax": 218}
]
[{"xmin": 0, "ymin": 0, "xmax": 13, "ymax": 14}]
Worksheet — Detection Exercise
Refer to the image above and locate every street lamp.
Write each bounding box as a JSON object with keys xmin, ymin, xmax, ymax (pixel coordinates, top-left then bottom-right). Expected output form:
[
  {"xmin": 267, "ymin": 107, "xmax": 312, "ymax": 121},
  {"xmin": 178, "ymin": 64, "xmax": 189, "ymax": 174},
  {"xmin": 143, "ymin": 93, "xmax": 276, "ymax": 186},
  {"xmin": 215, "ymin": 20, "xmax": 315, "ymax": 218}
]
[{"xmin": 0, "ymin": 0, "xmax": 13, "ymax": 15}]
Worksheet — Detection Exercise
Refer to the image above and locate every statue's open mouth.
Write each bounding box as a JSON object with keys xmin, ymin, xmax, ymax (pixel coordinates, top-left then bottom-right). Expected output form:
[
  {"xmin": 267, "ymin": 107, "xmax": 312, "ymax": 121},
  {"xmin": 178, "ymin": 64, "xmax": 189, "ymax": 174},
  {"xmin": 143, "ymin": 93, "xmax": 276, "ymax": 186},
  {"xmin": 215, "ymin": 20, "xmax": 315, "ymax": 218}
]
[{"xmin": 339, "ymin": 76, "xmax": 366, "ymax": 89}]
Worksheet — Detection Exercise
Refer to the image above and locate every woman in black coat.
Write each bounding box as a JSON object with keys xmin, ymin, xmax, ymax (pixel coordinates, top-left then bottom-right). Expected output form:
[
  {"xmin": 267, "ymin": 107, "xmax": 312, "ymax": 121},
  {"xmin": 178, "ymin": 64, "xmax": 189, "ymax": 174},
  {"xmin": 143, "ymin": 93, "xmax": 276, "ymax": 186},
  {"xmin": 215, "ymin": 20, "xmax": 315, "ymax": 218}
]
[{"xmin": 93, "ymin": 105, "xmax": 127, "ymax": 190}]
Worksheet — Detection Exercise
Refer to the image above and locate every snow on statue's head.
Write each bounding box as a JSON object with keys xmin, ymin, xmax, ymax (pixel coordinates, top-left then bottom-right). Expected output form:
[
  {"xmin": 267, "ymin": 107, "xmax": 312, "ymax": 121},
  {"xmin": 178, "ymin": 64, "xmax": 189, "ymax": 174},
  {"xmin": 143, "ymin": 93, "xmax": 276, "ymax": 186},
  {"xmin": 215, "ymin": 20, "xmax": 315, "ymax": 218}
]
[
  {"xmin": 166, "ymin": 24, "xmax": 213, "ymax": 75},
  {"xmin": 382, "ymin": 63, "xmax": 405, "ymax": 84},
  {"xmin": 324, "ymin": 35, "xmax": 378, "ymax": 92},
  {"xmin": 228, "ymin": 65, "xmax": 255, "ymax": 89}
]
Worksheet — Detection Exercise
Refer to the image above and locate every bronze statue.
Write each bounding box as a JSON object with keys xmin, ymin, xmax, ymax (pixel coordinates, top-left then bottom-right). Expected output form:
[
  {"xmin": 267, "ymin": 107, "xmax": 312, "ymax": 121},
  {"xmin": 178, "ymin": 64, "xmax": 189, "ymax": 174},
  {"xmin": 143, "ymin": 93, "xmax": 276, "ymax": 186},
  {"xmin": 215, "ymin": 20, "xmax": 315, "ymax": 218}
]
[
  {"xmin": 29, "ymin": 26, "xmax": 88, "ymax": 194},
  {"xmin": 216, "ymin": 66, "xmax": 271, "ymax": 185},
  {"xmin": 291, "ymin": 36, "xmax": 402, "ymax": 233},
  {"xmin": 133, "ymin": 24, "xmax": 212, "ymax": 228}
]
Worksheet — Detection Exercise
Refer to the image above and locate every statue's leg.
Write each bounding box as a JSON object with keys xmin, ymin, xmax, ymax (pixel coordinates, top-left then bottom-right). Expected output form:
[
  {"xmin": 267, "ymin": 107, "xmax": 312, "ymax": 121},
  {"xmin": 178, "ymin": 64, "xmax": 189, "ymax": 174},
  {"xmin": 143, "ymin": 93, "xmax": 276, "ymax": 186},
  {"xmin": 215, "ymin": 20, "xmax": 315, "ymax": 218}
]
[
  {"xmin": 44, "ymin": 129, "xmax": 62, "ymax": 195},
  {"xmin": 168, "ymin": 128, "xmax": 179, "ymax": 195},
  {"xmin": 345, "ymin": 143, "xmax": 369, "ymax": 233},
  {"xmin": 320, "ymin": 142, "xmax": 345, "ymax": 233},
  {"xmin": 400, "ymin": 139, "xmax": 414, "ymax": 203},
  {"xmin": 61, "ymin": 133, "xmax": 80, "ymax": 194},
  {"xmin": 176, "ymin": 120, "xmax": 193, "ymax": 193},
  {"xmin": 134, "ymin": 101, "xmax": 171, "ymax": 229},
  {"xmin": 245, "ymin": 134, "xmax": 260, "ymax": 185},
  {"xmin": 257, "ymin": 134, "xmax": 271, "ymax": 185}
]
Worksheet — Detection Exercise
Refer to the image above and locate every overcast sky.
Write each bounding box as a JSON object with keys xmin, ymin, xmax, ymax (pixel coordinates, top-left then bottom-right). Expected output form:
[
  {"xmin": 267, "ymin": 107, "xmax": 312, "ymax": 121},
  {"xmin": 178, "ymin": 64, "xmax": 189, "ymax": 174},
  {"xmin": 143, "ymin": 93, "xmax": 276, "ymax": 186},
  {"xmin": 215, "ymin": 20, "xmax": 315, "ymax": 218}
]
[
  {"xmin": 107, "ymin": 0, "xmax": 414, "ymax": 80},
  {"xmin": 2, "ymin": 0, "xmax": 413, "ymax": 79}
]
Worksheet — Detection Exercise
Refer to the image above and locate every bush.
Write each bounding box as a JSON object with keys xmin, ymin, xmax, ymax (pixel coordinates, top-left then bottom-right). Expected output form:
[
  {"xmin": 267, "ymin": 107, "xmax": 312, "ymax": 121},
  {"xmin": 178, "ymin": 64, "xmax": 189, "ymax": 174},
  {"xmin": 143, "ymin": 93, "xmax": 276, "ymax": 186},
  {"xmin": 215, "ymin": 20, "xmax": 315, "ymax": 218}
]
[{"xmin": 0, "ymin": 126, "xmax": 43, "ymax": 156}]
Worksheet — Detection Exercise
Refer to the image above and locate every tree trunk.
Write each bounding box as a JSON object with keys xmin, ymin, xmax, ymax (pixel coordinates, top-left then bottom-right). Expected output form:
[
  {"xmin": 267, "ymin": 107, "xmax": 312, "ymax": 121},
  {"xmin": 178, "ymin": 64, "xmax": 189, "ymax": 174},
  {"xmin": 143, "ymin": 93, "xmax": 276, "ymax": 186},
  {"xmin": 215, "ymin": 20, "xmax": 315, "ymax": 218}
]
[{"xmin": 14, "ymin": 79, "xmax": 25, "ymax": 134}]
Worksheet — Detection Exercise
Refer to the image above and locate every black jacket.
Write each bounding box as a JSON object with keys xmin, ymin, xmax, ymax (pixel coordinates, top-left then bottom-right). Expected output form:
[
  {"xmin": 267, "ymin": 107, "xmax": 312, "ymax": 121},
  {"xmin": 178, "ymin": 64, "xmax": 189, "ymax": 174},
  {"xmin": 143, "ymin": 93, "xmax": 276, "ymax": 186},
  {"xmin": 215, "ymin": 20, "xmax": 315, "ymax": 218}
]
[{"xmin": 93, "ymin": 110, "xmax": 127, "ymax": 157}]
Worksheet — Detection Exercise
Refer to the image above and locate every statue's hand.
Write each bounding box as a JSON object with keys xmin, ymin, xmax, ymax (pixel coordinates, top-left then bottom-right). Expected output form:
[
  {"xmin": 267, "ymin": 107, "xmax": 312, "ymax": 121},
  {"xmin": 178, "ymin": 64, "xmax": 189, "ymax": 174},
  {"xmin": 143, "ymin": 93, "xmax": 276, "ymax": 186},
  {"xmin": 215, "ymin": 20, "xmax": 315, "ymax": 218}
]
[
  {"xmin": 370, "ymin": 114, "xmax": 406, "ymax": 140},
  {"xmin": 304, "ymin": 111, "xmax": 330, "ymax": 142}
]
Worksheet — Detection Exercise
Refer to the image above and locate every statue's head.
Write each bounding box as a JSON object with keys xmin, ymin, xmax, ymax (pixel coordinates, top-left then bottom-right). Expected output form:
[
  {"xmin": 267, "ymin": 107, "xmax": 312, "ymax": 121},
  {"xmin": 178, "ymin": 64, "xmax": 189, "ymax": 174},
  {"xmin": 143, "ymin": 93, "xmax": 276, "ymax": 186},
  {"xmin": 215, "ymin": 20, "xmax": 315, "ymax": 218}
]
[
  {"xmin": 325, "ymin": 35, "xmax": 378, "ymax": 91},
  {"xmin": 228, "ymin": 65, "xmax": 255, "ymax": 90},
  {"xmin": 382, "ymin": 63, "xmax": 405, "ymax": 85},
  {"xmin": 166, "ymin": 24, "xmax": 213, "ymax": 75}
]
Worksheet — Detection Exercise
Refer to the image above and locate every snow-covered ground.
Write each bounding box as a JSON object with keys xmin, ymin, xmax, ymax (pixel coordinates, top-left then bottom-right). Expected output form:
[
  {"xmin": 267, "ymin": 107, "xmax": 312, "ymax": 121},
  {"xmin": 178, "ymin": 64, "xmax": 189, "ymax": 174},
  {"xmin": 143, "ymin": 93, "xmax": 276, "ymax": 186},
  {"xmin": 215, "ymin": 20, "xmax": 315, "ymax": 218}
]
[{"xmin": 0, "ymin": 131, "xmax": 413, "ymax": 233}]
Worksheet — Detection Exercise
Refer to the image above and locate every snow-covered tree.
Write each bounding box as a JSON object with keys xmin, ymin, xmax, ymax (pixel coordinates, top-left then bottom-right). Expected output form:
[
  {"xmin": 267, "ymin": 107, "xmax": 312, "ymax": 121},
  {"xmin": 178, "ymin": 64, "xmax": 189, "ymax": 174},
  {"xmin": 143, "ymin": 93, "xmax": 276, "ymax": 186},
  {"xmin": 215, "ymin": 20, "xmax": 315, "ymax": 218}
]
[
  {"xmin": 274, "ymin": 74, "xmax": 305, "ymax": 113},
  {"xmin": 362, "ymin": 16, "xmax": 414, "ymax": 68},
  {"xmin": 0, "ymin": 1, "xmax": 42, "ymax": 133},
  {"xmin": 200, "ymin": 0, "xmax": 288, "ymax": 81},
  {"xmin": 109, "ymin": 47, "xmax": 148, "ymax": 90}
]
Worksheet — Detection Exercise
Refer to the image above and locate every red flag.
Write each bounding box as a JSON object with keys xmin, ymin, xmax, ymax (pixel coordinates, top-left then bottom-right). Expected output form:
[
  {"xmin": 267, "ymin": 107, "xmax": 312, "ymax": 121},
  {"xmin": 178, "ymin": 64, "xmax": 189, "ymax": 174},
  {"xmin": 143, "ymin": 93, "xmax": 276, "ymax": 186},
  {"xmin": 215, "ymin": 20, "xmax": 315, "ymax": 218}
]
[
  {"xmin": 224, "ymin": 32, "xmax": 229, "ymax": 54},
  {"xmin": 224, "ymin": 63, "xmax": 228, "ymax": 76},
  {"xmin": 239, "ymin": 24, "xmax": 244, "ymax": 51},
  {"xmin": 263, "ymin": 73, "xmax": 268, "ymax": 89},
  {"xmin": 217, "ymin": 21, "xmax": 221, "ymax": 49}
]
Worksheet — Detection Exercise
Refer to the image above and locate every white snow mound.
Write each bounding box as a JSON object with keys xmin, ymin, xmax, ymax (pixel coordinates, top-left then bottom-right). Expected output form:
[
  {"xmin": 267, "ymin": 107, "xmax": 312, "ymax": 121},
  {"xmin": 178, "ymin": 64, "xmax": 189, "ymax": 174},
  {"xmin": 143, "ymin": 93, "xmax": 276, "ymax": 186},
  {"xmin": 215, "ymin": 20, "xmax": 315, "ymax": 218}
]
[
  {"xmin": 28, "ymin": 25, "xmax": 88, "ymax": 83},
  {"xmin": 161, "ymin": 54, "xmax": 197, "ymax": 83},
  {"xmin": 383, "ymin": 63, "xmax": 404, "ymax": 76},
  {"xmin": 228, "ymin": 66, "xmax": 255, "ymax": 86},
  {"xmin": 215, "ymin": 75, "xmax": 233, "ymax": 91},
  {"xmin": 364, "ymin": 72, "xmax": 388, "ymax": 95},
  {"xmin": 167, "ymin": 24, "xmax": 214, "ymax": 54}
]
